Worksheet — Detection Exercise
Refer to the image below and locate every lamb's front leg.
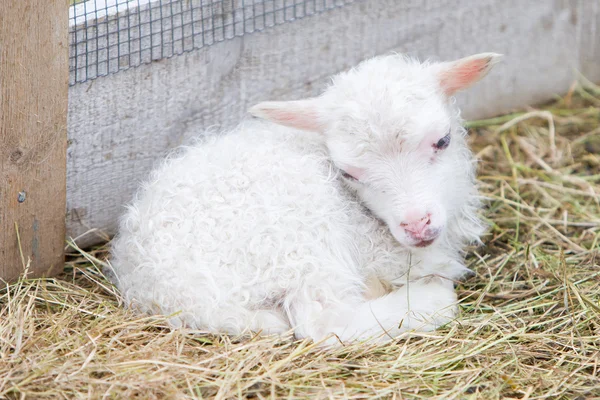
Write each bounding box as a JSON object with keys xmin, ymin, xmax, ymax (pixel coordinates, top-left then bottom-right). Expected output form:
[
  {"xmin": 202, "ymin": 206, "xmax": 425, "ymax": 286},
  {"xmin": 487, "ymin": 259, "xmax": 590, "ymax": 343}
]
[{"xmin": 291, "ymin": 277, "xmax": 458, "ymax": 346}]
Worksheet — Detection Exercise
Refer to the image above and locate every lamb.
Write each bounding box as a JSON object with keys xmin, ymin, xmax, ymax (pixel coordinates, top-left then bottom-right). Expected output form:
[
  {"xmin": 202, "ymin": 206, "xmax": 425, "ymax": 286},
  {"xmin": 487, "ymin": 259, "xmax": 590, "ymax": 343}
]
[{"xmin": 109, "ymin": 52, "xmax": 501, "ymax": 345}]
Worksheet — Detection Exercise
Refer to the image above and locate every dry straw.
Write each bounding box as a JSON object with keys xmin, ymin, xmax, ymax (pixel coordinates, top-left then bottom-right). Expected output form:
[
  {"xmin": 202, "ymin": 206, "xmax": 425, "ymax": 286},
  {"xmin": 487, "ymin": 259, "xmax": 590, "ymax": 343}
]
[{"xmin": 2, "ymin": 81, "xmax": 599, "ymax": 399}]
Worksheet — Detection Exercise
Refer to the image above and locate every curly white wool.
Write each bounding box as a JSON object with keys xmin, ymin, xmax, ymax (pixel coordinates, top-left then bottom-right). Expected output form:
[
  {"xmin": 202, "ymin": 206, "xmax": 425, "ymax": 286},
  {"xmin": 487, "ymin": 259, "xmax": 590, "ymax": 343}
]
[{"xmin": 109, "ymin": 52, "xmax": 501, "ymax": 345}]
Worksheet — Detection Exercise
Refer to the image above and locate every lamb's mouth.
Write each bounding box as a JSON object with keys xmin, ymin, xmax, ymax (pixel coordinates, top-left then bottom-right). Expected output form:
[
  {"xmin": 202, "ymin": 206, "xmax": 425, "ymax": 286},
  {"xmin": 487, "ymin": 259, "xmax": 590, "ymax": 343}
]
[{"xmin": 413, "ymin": 238, "xmax": 436, "ymax": 248}]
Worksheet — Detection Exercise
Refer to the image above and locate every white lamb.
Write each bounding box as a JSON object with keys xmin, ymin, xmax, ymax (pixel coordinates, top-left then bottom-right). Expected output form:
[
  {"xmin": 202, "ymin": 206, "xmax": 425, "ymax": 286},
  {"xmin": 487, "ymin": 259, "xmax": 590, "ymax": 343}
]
[{"xmin": 109, "ymin": 52, "xmax": 501, "ymax": 345}]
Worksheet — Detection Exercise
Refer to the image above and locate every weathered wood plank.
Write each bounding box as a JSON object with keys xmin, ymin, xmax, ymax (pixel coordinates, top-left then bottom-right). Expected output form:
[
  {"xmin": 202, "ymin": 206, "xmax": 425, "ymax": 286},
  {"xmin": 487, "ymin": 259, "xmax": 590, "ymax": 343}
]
[
  {"xmin": 66, "ymin": 0, "xmax": 600, "ymax": 247},
  {"xmin": 0, "ymin": 1, "xmax": 69, "ymax": 280}
]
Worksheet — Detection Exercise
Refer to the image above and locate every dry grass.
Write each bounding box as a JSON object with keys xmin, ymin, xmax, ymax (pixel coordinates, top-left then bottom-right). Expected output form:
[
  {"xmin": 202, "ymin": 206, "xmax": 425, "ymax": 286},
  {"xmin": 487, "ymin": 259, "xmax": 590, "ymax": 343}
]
[{"xmin": 2, "ymin": 81, "xmax": 600, "ymax": 400}]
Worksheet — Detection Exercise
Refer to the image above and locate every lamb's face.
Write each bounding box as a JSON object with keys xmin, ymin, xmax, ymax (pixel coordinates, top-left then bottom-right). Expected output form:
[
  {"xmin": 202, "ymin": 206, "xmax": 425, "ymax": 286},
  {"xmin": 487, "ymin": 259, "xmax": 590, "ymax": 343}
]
[
  {"xmin": 249, "ymin": 53, "xmax": 501, "ymax": 249},
  {"xmin": 324, "ymin": 101, "xmax": 469, "ymax": 248},
  {"xmin": 320, "ymin": 56, "xmax": 479, "ymax": 248}
]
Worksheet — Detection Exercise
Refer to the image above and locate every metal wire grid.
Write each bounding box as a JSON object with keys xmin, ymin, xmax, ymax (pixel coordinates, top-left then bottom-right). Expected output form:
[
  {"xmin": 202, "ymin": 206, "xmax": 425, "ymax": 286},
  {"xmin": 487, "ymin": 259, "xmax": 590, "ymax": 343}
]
[{"xmin": 69, "ymin": 0, "xmax": 353, "ymax": 85}]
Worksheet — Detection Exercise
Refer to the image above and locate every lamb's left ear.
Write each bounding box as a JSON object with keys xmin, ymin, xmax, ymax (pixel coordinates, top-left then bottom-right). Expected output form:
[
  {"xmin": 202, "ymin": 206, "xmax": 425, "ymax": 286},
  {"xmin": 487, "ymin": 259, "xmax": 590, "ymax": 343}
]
[
  {"xmin": 435, "ymin": 53, "xmax": 503, "ymax": 96},
  {"xmin": 248, "ymin": 98, "xmax": 326, "ymax": 132}
]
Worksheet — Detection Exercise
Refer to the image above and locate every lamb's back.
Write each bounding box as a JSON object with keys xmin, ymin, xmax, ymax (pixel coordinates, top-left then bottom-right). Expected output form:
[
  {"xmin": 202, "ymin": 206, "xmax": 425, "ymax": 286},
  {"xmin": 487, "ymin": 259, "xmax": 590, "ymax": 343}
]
[{"xmin": 109, "ymin": 121, "xmax": 369, "ymax": 319}]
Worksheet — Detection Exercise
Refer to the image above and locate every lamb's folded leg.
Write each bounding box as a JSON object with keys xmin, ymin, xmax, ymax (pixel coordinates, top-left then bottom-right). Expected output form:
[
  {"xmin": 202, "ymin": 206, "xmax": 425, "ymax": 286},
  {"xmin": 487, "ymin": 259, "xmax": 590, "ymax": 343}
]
[
  {"xmin": 246, "ymin": 309, "xmax": 292, "ymax": 335},
  {"xmin": 289, "ymin": 277, "xmax": 458, "ymax": 346}
]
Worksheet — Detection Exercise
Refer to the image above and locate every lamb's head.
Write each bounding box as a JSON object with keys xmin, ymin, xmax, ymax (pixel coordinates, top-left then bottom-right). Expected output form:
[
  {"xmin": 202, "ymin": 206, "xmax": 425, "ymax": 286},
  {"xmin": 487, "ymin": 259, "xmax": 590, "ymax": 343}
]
[{"xmin": 250, "ymin": 53, "xmax": 501, "ymax": 249}]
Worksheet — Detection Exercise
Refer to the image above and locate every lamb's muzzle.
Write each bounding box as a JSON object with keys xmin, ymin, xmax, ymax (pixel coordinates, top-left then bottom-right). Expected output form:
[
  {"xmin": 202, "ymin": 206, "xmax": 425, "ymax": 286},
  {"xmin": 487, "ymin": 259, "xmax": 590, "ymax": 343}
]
[{"xmin": 399, "ymin": 213, "xmax": 441, "ymax": 247}]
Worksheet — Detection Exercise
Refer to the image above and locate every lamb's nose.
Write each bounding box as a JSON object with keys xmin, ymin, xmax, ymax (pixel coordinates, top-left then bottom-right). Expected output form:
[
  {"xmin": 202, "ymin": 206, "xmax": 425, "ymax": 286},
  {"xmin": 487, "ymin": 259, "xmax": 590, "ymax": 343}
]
[{"xmin": 399, "ymin": 215, "xmax": 431, "ymax": 236}]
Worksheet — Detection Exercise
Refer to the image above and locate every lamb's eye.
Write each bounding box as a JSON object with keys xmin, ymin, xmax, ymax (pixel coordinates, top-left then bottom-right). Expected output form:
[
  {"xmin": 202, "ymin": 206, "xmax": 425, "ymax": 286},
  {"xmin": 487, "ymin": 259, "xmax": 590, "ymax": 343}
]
[
  {"xmin": 341, "ymin": 170, "xmax": 358, "ymax": 182},
  {"xmin": 339, "ymin": 166, "xmax": 365, "ymax": 182},
  {"xmin": 434, "ymin": 132, "xmax": 451, "ymax": 150}
]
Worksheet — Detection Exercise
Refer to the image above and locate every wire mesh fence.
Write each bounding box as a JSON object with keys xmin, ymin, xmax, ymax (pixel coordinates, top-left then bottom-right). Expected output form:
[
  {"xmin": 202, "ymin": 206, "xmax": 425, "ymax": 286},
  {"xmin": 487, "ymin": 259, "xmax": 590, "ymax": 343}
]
[{"xmin": 69, "ymin": 0, "xmax": 354, "ymax": 85}]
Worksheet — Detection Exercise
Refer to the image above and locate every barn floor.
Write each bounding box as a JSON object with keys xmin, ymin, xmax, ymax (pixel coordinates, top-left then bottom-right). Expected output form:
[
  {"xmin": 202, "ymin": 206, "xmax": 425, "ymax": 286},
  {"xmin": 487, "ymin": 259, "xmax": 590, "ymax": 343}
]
[{"xmin": 2, "ymin": 81, "xmax": 600, "ymax": 400}]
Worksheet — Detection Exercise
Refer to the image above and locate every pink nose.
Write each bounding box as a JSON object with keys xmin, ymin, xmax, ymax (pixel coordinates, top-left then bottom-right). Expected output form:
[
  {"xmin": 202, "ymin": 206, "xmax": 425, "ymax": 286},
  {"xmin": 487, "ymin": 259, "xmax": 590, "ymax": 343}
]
[{"xmin": 400, "ymin": 215, "xmax": 431, "ymax": 237}]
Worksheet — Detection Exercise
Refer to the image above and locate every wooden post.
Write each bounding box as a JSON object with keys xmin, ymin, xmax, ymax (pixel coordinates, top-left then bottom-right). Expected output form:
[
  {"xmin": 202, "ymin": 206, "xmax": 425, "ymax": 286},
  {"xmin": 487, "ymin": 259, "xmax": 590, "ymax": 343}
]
[{"xmin": 0, "ymin": 2, "xmax": 69, "ymax": 281}]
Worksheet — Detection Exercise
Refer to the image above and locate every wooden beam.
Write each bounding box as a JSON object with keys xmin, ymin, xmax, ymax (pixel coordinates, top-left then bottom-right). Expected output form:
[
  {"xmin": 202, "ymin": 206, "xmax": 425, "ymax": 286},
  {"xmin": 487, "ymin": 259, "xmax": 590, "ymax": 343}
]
[{"xmin": 0, "ymin": 1, "xmax": 69, "ymax": 281}]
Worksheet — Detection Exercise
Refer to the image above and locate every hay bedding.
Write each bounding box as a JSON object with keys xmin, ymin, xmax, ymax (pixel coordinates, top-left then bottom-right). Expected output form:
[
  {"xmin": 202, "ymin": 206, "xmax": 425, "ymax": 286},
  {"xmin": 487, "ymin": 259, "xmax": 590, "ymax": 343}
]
[{"xmin": 2, "ymin": 82, "xmax": 600, "ymax": 400}]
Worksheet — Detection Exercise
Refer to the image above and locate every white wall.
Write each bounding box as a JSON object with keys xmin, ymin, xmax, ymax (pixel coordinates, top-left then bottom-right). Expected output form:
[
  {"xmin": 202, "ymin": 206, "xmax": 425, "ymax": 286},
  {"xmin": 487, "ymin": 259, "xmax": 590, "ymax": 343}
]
[{"xmin": 67, "ymin": 0, "xmax": 600, "ymax": 246}]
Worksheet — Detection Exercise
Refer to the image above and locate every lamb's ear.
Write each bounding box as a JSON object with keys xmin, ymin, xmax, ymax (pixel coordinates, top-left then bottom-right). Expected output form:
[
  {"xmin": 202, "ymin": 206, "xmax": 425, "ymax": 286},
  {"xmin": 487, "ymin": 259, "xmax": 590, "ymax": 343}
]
[
  {"xmin": 436, "ymin": 53, "xmax": 502, "ymax": 96},
  {"xmin": 248, "ymin": 98, "xmax": 327, "ymax": 132}
]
